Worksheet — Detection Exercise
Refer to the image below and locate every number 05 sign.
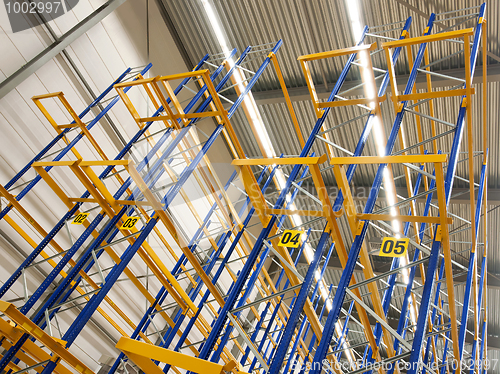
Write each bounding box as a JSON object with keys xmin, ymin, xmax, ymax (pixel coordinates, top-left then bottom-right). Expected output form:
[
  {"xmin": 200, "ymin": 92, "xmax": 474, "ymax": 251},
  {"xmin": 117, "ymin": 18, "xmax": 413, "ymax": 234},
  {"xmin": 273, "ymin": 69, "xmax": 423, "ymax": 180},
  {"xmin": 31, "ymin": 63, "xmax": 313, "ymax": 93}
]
[{"xmin": 378, "ymin": 237, "xmax": 409, "ymax": 258}]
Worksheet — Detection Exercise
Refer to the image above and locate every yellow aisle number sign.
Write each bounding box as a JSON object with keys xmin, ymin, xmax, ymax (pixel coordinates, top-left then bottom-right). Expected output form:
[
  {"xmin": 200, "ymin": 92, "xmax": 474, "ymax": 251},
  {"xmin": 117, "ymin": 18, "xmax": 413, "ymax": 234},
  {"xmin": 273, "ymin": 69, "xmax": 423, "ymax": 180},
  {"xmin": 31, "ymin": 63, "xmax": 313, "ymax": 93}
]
[
  {"xmin": 71, "ymin": 213, "xmax": 89, "ymax": 225},
  {"xmin": 120, "ymin": 216, "xmax": 140, "ymax": 229},
  {"xmin": 378, "ymin": 237, "xmax": 409, "ymax": 258},
  {"xmin": 278, "ymin": 230, "xmax": 304, "ymax": 248}
]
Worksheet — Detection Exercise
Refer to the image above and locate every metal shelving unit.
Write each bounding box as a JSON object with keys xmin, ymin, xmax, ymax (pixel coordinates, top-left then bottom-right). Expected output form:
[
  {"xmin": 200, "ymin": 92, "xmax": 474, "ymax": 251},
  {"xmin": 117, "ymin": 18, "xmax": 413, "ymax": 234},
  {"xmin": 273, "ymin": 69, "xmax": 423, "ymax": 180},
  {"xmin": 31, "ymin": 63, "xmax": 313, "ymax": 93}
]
[{"xmin": 0, "ymin": 3, "xmax": 489, "ymax": 374}]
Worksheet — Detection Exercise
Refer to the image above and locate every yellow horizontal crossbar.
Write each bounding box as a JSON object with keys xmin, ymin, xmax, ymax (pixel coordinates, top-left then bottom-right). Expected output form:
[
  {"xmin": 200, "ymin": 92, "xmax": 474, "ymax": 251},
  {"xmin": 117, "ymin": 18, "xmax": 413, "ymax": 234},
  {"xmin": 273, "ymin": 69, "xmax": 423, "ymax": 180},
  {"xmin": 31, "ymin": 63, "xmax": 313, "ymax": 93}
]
[
  {"xmin": 357, "ymin": 213, "xmax": 453, "ymax": 225},
  {"xmin": 116, "ymin": 337, "xmax": 248, "ymax": 374},
  {"xmin": 32, "ymin": 160, "xmax": 79, "ymax": 167},
  {"xmin": 298, "ymin": 43, "xmax": 377, "ymax": 61},
  {"xmin": 157, "ymin": 69, "xmax": 210, "ymax": 81},
  {"xmin": 319, "ymin": 98, "xmax": 370, "ymax": 108},
  {"xmin": 68, "ymin": 198, "xmax": 153, "ymax": 207},
  {"xmin": 58, "ymin": 124, "xmax": 79, "ymax": 129},
  {"xmin": 330, "ymin": 154, "xmax": 447, "ymax": 165},
  {"xmin": 183, "ymin": 111, "xmax": 223, "ymax": 119},
  {"xmin": 138, "ymin": 112, "xmax": 223, "ymax": 123},
  {"xmin": 138, "ymin": 115, "xmax": 172, "ymax": 123},
  {"xmin": 0, "ymin": 301, "xmax": 95, "ymax": 374},
  {"xmin": 265, "ymin": 209, "xmax": 326, "ymax": 217},
  {"xmin": 79, "ymin": 160, "xmax": 130, "ymax": 166},
  {"xmin": 31, "ymin": 92, "xmax": 63, "ymax": 100},
  {"xmin": 318, "ymin": 96, "xmax": 385, "ymax": 109},
  {"xmin": 114, "ymin": 77, "xmax": 156, "ymax": 88},
  {"xmin": 382, "ymin": 28, "xmax": 474, "ymax": 49},
  {"xmin": 0, "ymin": 319, "xmax": 72, "ymax": 374},
  {"xmin": 33, "ymin": 160, "xmax": 130, "ymax": 168},
  {"xmin": 232, "ymin": 154, "xmax": 327, "ymax": 166},
  {"xmin": 396, "ymin": 88, "xmax": 475, "ymax": 102}
]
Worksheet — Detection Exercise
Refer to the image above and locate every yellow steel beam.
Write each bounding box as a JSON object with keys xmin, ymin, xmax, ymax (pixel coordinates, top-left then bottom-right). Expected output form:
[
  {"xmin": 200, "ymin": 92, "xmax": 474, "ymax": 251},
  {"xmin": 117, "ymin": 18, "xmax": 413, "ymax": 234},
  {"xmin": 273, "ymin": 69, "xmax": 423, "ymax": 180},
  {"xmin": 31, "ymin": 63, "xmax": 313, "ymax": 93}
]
[
  {"xmin": 232, "ymin": 155, "xmax": 327, "ymax": 166},
  {"xmin": 318, "ymin": 96, "xmax": 386, "ymax": 108},
  {"xmin": 265, "ymin": 209, "xmax": 326, "ymax": 217},
  {"xmin": 112, "ymin": 64, "xmax": 320, "ymax": 366},
  {"xmin": 116, "ymin": 337, "xmax": 248, "ymax": 374},
  {"xmin": 1, "ymin": 216, "xmax": 144, "ymax": 343},
  {"xmin": 121, "ymin": 90, "xmax": 260, "ymax": 363},
  {"xmin": 397, "ymin": 87, "xmax": 475, "ymax": 102},
  {"xmin": 332, "ymin": 164, "xmax": 397, "ymax": 364},
  {"xmin": 78, "ymin": 160, "xmax": 130, "ymax": 166},
  {"xmin": 0, "ymin": 319, "xmax": 74, "ymax": 374},
  {"xmin": 115, "ymin": 85, "xmax": 146, "ymax": 124},
  {"xmin": 299, "ymin": 59, "xmax": 323, "ymax": 118},
  {"xmin": 330, "ymin": 154, "xmax": 447, "ymax": 165},
  {"xmin": 34, "ymin": 160, "xmax": 201, "ymax": 324},
  {"xmin": 308, "ymin": 162, "xmax": 384, "ymax": 365},
  {"xmin": 234, "ymin": 165, "xmax": 270, "ymax": 226},
  {"xmin": 68, "ymin": 197, "xmax": 152, "ymax": 207},
  {"xmin": 434, "ymin": 164, "xmax": 461, "ymax": 373},
  {"xmin": 2, "ymin": 340, "xmax": 41, "ymax": 373},
  {"xmin": 114, "ymin": 77, "xmax": 156, "ymax": 89},
  {"xmin": 298, "ymin": 43, "xmax": 377, "ymax": 61},
  {"xmin": 298, "ymin": 43, "xmax": 377, "ymax": 120},
  {"xmin": 404, "ymin": 37, "xmax": 445, "ymax": 367},
  {"xmin": 22, "ymin": 87, "xmax": 219, "ymax": 360},
  {"xmin": 0, "ymin": 301, "xmax": 94, "ymax": 374},
  {"xmin": 382, "ymin": 28, "xmax": 474, "ymax": 49},
  {"xmin": 269, "ymin": 53, "xmax": 305, "ymax": 148},
  {"xmin": 31, "ymin": 92, "xmax": 63, "ymax": 100},
  {"xmin": 422, "ymin": 48, "xmax": 439, "ymax": 153},
  {"xmin": 156, "ymin": 70, "xmax": 211, "ymax": 82},
  {"xmin": 357, "ymin": 213, "xmax": 453, "ymax": 225}
]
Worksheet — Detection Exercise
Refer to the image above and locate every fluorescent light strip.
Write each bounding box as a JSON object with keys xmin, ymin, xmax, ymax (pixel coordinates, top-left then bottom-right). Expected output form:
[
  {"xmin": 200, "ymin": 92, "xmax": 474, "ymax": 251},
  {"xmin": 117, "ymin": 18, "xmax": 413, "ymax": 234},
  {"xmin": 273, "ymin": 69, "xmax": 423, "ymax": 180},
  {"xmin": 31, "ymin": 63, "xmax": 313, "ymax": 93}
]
[
  {"xmin": 202, "ymin": 0, "xmax": 355, "ymax": 364},
  {"xmin": 200, "ymin": 0, "xmax": 317, "ymax": 262},
  {"xmin": 345, "ymin": 0, "xmax": 416, "ymax": 329}
]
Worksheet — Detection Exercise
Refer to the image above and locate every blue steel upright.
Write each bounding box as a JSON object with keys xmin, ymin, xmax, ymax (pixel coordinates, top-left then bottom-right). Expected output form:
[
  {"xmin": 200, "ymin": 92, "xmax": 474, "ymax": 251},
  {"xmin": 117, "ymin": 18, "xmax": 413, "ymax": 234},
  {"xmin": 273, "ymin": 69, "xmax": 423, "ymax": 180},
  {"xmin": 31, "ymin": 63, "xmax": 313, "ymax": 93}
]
[
  {"xmin": 309, "ymin": 14, "xmax": 437, "ymax": 374},
  {"xmin": 35, "ymin": 42, "xmax": 283, "ymax": 374}
]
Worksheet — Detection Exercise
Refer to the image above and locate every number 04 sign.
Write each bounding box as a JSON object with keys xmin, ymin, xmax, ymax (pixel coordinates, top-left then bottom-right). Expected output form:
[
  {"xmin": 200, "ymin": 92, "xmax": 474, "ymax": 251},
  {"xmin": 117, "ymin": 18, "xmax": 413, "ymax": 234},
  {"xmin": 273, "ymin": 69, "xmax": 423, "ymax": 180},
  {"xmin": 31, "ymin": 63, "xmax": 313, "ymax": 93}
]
[
  {"xmin": 378, "ymin": 237, "xmax": 409, "ymax": 258},
  {"xmin": 278, "ymin": 230, "xmax": 304, "ymax": 248}
]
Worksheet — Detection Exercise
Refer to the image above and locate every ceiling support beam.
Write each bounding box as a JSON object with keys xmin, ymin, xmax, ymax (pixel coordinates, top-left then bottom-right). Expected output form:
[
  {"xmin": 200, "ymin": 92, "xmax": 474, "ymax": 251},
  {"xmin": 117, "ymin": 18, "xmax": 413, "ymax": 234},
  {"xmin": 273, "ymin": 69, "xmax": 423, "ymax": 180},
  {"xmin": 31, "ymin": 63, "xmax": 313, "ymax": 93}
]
[
  {"xmin": 271, "ymin": 186, "xmax": 500, "ymax": 206},
  {"xmin": 229, "ymin": 64, "xmax": 500, "ymax": 106},
  {"xmin": 0, "ymin": 0, "xmax": 128, "ymax": 99},
  {"xmin": 152, "ymin": 0, "xmax": 194, "ymax": 70},
  {"xmin": 394, "ymin": 0, "xmax": 500, "ymax": 63}
]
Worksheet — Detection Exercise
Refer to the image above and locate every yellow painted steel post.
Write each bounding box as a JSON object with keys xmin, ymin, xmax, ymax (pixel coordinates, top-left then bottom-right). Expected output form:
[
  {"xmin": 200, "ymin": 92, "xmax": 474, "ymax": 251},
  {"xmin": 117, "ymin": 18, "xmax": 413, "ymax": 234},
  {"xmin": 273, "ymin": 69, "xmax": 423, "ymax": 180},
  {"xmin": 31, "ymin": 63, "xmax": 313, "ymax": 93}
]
[
  {"xmin": 0, "ymin": 301, "xmax": 95, "ymax": 374},
  {"xmin": 116, "ymin": 337, "xmax": 248, "ymax": 374},
  {"xmin": 31, "ymin": 160, "xmax": 204, "ymax": 354},
  {"xmin": 269, "ymin": 53, "xmax": 305, "ymax": 148},
  {"xmin": 115, "ymin": 76, "xmax": 300, "ymax": 362},
  {"xmin": 434, "ymin": 162, "xmax": 461, "ymax": 373}
]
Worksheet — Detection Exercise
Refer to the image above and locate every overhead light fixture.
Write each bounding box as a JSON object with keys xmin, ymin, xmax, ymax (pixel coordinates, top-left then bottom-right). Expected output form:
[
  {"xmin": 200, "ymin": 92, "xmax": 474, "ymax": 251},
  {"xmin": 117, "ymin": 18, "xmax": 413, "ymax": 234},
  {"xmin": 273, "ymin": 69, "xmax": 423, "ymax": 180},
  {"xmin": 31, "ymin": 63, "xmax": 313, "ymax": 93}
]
[{"xmin": 345, "ymin": 0, "xmax": 416, "ymax": 327}]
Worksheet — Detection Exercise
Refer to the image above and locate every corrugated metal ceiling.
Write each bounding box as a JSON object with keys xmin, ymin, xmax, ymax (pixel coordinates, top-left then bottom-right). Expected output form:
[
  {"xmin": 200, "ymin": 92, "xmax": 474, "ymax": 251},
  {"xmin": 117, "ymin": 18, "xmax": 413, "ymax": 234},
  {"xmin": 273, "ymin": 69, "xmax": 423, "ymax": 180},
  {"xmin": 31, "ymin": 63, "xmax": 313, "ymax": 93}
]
[{"xmin": 162, "ymin": 0, "xmax": 499, "ymax": 366}]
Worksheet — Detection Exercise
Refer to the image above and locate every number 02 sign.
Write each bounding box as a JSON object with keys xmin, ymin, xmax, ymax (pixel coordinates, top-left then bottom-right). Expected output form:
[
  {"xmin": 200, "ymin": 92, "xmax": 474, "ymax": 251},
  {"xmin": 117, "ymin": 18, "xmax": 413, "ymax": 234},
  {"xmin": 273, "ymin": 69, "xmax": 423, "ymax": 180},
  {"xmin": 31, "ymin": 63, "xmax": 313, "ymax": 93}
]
[
  {"xmin": 278, "ymin": 230, "xmax": 304, "ymax": 248},
  {"xmin": 71, "ymin": 213, "xmax": 89, "ymax": 225},
  {"xmin": 378, "ymin": 237, "xmax": 409, "ymax": 258}
]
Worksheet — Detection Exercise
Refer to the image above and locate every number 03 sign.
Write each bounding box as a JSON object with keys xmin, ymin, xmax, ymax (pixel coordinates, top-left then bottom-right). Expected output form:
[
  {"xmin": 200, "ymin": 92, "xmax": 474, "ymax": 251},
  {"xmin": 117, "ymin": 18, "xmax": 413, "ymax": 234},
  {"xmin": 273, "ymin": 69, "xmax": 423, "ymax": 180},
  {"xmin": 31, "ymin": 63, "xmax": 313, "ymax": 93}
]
[
  {"xmin": 278, "ymin": 230, "xmax": 304, "ymax": 248},
  {"xmin": 120, "ymin": 217, "xmax": 140, "ymax": 230},
  {"xmin": 378, "ymin": 237, "xmax": 409, "ymax": 258}
]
